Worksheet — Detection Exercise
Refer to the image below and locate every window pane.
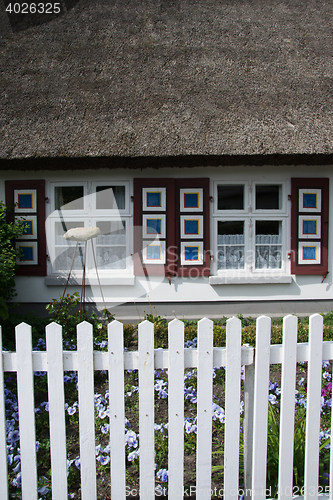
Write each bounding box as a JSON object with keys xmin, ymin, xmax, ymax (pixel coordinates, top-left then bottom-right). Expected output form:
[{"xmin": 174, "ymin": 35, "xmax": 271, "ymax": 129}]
[
  {"xmin": 256, "ymin": 185, "xmax": 281, "ymax": 210},
  {"xmin": 53, "ymin": 221, "xmax": 84, "ymax": 271},
  {"xmin": 95, "ymin": 221, "xmax": 127, "ymax": 269},
  {"xmin": 96, "ymin": 186, "xmax": 125, "ymax": 210},
  {"xmin": 255, "ymin": 220, "xmax": 282, "ymax": 269},
  {"xmin": 218, "ymin": 185, "xmax": 244, "ymax": 210},
  {"xmin": 217, "ymin": 221, "xmax": 244, "ymax": 269},
  {"xmin": 55, "ymin": 186, "xmax": 84, "ymax": 210}
]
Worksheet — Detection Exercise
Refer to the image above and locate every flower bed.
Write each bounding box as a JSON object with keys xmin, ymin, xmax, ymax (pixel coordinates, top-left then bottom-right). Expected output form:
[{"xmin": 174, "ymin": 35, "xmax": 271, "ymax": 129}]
[{"xmin": 2, "ymin": 301, "xmax": 333, "ymax": 499}]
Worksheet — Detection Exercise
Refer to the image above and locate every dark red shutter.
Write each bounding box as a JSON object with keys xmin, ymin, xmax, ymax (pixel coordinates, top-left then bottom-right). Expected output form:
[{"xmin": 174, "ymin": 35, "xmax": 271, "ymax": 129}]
[
  {"xmin": 133, "ymin": 179, "xmax": 175, "ymax": 276},
  {"xmin": 5, "ymin": 180, "xmax": 47, "ymax": 276},
  {"xmin": 133, "ymin": 178, "xmax": 210, "ymax": 277},
  {"xmin": 291, "ymin": 178, "xmax": 329, "ymax": 276},
  {"xmin": 175, "ymin": 178, "xmax": 210, "ymax": 277}
]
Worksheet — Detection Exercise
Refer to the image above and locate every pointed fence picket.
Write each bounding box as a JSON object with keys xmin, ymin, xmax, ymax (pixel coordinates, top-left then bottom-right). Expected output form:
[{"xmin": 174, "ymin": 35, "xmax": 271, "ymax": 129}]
[
  {"xmin": 46, "ymin": 322, "xmax": 68, "ymax": 500},
  {"xmin": 1, "ymin": 315, "xmax": 333, "ymax": 500},
  {"xmin": 224, "ymin": 316, "xmax": 242, "ymax": 500},
  {"xmin": 77, "ymin": 321, "xmax": 97, "ymax": 500},
  {"xmin": 168, "ymin": 319, "xmax": 185, "ymax": 500},
  {"xmin": 252, "ymin": 316, "xmax": 271, "ymax": 500},
  {"xmin": 138, "ymin": 320, "xmax": 155, "ymax": 499},
  {"xmin": 108, "ymin": 320, "xmax": 126, "ymax": 500},
  {"xmin": 304, "ymin": 314, "xmax": 324, "ymax": 500},
  {"xmin": 15, "ymin": 323, "xmax": 38, "ymax": 500},
  {"xmin": 278, "ymin": 315, "xmax": 298, "ymax": 500},
  {"xmin": 196, "ymin": 318, "xmax": 214, "ymax": 499}
]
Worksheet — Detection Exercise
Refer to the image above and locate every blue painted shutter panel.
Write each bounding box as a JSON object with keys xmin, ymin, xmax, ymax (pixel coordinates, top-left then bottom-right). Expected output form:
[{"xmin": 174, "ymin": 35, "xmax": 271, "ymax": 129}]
[
  {"xmin": 5, "ymin": 180, "xmax": 47, "ymax": 276},
  {"xmin": 291, "ymin": 178, "xmax": 329, "ymax": 277}
]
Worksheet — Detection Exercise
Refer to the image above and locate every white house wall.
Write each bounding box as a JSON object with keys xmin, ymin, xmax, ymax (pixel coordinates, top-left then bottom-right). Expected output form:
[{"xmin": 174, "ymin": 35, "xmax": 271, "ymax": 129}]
[{"xmin": 2, "ymin": 165, "xmax": 332, "ymax": 308}]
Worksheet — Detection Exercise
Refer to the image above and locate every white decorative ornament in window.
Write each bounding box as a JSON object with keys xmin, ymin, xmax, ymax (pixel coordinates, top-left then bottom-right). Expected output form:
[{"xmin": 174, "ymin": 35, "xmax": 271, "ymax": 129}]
[{"xmin": 63, "ymin": 227, "xmax": 102, "ymax": 241}]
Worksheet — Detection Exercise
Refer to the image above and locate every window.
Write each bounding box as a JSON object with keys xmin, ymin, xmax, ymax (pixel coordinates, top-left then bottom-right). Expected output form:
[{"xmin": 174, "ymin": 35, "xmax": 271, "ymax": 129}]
[
  {"xmin": 213, "ymin": 181, "xmax": 288, "ymax": 277},
  {"xmin": 47, "ymin": 181, "xmax": 132, "ymax": 277}
]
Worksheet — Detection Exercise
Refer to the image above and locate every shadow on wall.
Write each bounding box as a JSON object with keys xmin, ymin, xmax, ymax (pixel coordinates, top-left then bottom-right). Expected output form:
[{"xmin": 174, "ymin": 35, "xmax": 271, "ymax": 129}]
[{"xmin": 3, "ymin": 0, "xmax": 80, "ymax": 32}]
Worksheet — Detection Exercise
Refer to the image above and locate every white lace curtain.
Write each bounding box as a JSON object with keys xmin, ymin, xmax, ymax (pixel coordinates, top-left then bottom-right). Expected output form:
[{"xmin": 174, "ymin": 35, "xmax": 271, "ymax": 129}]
[{"xmin": 218, "ymin": 234, "xmax": 282, "ymax": 270}]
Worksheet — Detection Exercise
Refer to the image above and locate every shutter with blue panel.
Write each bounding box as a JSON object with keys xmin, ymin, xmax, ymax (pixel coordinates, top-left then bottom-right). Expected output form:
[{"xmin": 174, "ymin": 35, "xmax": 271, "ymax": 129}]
[
  {"xmin": 5, "ymin": 180, "xmax": 47, "ymax": 276},
  {"xmin": 133, "ymin": 178, "xmax": 210, "ymax": 278},
  {"xmin": 291, "ymin": 178, "xmax": 329, "ymax": 277}
]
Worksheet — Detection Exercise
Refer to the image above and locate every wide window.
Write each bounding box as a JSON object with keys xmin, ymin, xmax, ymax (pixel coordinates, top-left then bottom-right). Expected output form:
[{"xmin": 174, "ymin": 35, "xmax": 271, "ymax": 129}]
[
  {"xmin": 213, "ymin": 182, "xmax": 288, "ymax": 276},
  {"xmin": 47, "ymin": 181, "xmax": 131, "ymax": 277}
]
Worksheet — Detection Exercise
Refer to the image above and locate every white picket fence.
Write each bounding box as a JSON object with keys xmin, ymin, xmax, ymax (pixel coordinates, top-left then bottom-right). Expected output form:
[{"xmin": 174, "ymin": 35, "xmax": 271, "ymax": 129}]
[{"xmin": 1, "ymin": 314, "xmax": 333, "ymax": 500}]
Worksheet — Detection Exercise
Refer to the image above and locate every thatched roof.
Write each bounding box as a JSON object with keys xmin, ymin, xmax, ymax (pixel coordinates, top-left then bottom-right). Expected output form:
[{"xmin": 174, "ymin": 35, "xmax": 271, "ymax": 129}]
[{"xmin": 1, "ymin": 0, "xmax": 333, "ymax": 162}]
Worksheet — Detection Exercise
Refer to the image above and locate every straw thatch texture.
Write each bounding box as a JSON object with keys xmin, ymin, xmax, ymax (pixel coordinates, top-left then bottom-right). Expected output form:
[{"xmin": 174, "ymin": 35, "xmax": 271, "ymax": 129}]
[{"xmin": 1, "ymin": 0, "xmax": 333, "ymax": 160}]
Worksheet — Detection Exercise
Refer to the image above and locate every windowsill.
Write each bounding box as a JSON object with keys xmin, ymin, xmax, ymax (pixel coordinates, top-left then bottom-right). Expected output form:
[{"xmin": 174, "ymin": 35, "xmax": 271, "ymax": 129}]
[
  {"xmin": 45, "ymin": 275, "xmax": 136, "ymax": 286},
  {"xmin": 209, "ymin": 275, "xmax": 293, "ymax": 285}
]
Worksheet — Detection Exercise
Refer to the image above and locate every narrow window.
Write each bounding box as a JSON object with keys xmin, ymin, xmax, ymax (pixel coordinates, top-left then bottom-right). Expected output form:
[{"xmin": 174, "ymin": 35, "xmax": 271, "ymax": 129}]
[
  {"xmin": 255, "ymin": 220, "xmax": 282, "ymax": 269},
  {"xmin": 53, "ymin": 221, "xmax": 84, "ymax": 272},
  {"xmin": 217, "ymin": 221, "xmax": 245, "ymax": 269},
  {"xmin": 95, "ymin": 221, "xmax": 127, "ymax": 269}
]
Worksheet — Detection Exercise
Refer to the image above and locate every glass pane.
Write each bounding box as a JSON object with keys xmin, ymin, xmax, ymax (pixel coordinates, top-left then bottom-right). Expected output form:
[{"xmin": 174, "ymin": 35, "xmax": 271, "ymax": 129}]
[
  {"xmin": 256, "ymin": 185, "xmax": 281, "ymax": 210},
  {"xmin": 217, "ymin": 221, "xmax": 244, "ymax": 269},
  {"xmin": 55, "ymin": 186, "xmax": 84, "ymax": 210},
  {"xmin": 96, "ymin": 186, "xmax": 125, "ymax": 210},
  {"xmin": 54, "ymin": 221, "xmax": 85, "ymax": 271},
  {"xmin": 255, "ymin": 220, "xmax": 282, "ymax": 269},
  {"xmin": 96, "ymin": 246, "xmax": 127, "ymax": 269},
  {"xmin": 96, "ymin": 221, "xmax": 126, "ymax": 244},
  {"xmin": 255, "ymin": 220, "xmax": 281, "ymax": 238},
  {"xmin": 55, "ymin": 221, "xmax": 84, "ymax": 245},
  {"xmin": 218, "ymin": 185, "xmax": 244, "ymax": 210},
  {"xmin": 53, "ymin": 245, "xmax": 84, "ymax": 271},
  {"xmin": 95, "ymin": 221, "xmax": 127, "ymax": 269},
  {"xmin": 218, "ymin": 221, "xmax": 244, "ymax": 237}
]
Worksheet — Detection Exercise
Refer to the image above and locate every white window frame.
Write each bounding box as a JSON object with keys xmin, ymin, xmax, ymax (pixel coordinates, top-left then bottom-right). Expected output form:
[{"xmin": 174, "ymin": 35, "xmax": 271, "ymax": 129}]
[
  {"xmin": 50, "ymin": 181, "xmax": 88, "ymax": 215},
  {"xmin": 46, "ymin": 181, "xmax": 133, "ymax": 279},
  {"xmin": 211, "ymin": 180, "xmax": 291, "ymax": 282},
  {"xmin": 91, "ymin": 181, "xmax": 130, "ymax": 216}
]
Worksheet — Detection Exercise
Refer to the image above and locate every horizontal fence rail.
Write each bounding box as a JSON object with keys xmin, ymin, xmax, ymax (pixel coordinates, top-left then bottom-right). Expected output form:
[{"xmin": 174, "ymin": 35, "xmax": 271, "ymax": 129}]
[{"xmin": 1, "ymin": 315, "xmax": 333, "ymax": 500}]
